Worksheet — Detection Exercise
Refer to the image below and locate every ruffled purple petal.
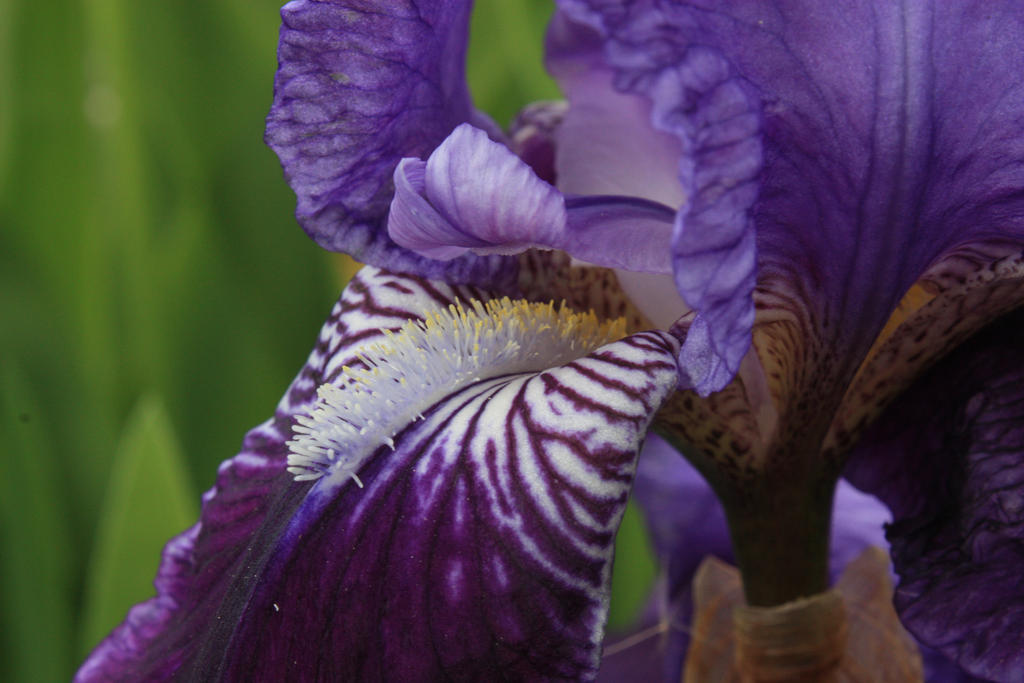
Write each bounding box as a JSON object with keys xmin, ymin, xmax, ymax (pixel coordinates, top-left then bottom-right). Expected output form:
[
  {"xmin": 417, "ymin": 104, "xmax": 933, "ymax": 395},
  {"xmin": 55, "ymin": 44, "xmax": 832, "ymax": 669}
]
[
  {"xmin": 389, "ymin": 123, "xmax": 677, "ymax": 272},
  {"xmin": 555, "ymin": 1, "xmax": 1024, "ymax": 384},
  {"xmin": 545, "ymin": 14, "xmax": 687, "ymax": 208},
  {"xmin": 845, "ymin": 309, "xmax": 1024, "ymax": 681},
  {"xmin": 548, "ymin": 7, "xmax": 760, "ymax": 395},
  {"xmin": 265, "ymin": 1, "xmax": 512, "ymax": 285},
  {"xmin": 76, "ymin": 268, "xmax": 509, "ymax": 681}
]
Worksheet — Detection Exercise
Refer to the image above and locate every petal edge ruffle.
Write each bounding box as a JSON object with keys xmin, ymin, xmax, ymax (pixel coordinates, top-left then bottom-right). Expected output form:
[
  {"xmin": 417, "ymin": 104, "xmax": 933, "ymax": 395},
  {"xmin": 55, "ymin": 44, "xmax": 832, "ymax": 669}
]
[{"xmin": 549, "ymin": 5, "xmax": 761, "ymax": 395}]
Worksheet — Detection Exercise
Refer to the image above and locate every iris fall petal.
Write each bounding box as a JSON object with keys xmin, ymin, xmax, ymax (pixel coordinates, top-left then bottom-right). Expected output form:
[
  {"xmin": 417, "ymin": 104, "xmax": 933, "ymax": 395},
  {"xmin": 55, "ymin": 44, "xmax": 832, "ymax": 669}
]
[
  {"xmin": 77, "ymin": 268, "xmax": 681, "ymax": 681},
  {"xmin": 846, "ymin": 310, "xmax": 1024, "ymax": 681},
  {"xmin": 75, "ymin": 268, "xmax": 499, "ymax": 681}
]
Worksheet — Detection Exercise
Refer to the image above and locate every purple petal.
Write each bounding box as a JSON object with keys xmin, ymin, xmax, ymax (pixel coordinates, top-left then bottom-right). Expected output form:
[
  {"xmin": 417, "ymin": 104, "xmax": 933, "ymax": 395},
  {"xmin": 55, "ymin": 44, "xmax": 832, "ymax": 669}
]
[
  {"xmin": 555, "ymin": 1, "xmax": 1024, "ymax": 385},
  {"xmin": 265, "ymin": 1, "xmax": 512, "ymax": 286},
  {"xmin": 389, "ymin": 157, "xmax": 474, "ymax": 261},
  {"xmin": 845, "ymin": 309, "xmax": 1024, "ymax": 681},
  {"xmin": 76, "ymin": 268, "xmax": 508, "ymax": 681},
  {"xmin": 78, "ymin": 267, "xmax": 682, "ymax": 681},
  {"xmin": 210, "ymin": 330, "xmax": 679, "ymax": 680},
  {"xmin": 389, "ymin": 123, "xmax": 677, "ymax": 273},
  {"xmin": 548, "ymin": 7, "xmax": 760, "ymax": 394},
  {"xmin": 389, "ymin": 123, "xmax": 568, "ymax": 258},
  {"xmin": 631, "ymin": 436, "xmax": 733, "ymax": 597},
  {"xmin": 563, "ymin": 196, "xmax": 675, "ymax": 273},
  {"xmin": 545, "ymin": 14, "xmax": 687, "ymax": 208}
]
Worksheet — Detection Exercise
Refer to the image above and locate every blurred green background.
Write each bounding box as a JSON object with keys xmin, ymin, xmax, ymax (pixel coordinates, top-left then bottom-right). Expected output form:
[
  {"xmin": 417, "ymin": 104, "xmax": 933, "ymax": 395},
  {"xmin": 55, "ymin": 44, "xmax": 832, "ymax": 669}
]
[{"xmin": 0, "ymin": 1, "xmax": 654, "ymax": 680}]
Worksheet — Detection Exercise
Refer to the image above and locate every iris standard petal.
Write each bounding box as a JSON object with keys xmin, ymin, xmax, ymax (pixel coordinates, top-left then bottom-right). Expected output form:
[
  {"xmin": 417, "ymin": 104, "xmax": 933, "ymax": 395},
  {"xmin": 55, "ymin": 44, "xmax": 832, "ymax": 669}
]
[
  {"xmin": 544, "ymin": 12, "xmax": 687, "ymax": 209},
  {"xmin": 548, "ymin": 5, "xmax": 761, "ymax": 395},
  {"xmin": 845, "ymin": 309, "xmax": 1024, "ymax": 681},
  {"xmin": 78, "ymin": 266, "xmax": 682, "ymax": 681},
  {"xmin": 265, "ymin": 1, "xmax": 511, "ymax": 285},
  {"xmin": 76, "ymin": 268, "xmax": 510, "ymax": 681},
  {"xmin": 559, "ymin": 0, "xmax": 1024, "ymax": 374}
]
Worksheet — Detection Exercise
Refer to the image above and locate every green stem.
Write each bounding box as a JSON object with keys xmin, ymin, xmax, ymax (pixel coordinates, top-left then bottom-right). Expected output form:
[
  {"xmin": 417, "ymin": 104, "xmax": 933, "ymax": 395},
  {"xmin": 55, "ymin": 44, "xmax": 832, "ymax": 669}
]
[
  {"xmin": 719, "ymin": 476, "xmax": 836, "ymax": 607},
  {"xmin": 655, "ymin": 427, "xmax": 841, "ymax": 607}
]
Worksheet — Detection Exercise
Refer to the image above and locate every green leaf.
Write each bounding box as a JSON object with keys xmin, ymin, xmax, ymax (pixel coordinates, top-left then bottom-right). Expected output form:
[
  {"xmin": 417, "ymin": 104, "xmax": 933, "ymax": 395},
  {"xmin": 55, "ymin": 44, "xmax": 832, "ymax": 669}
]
[
  {"xmin": 0, "ymin": 0, "xmax": 13, "ymax": 193},
  {"xmin": 0, "ymin": 365, "xmax": 74, "ymax": 683},
  {"xmin": 608, "ymin": 500, "xmax": 658, "ymax": 630},
  {"xmin": 468, "ymin": 0, "xmax": 562, "ymax": 126},
  {"xmin": 78, "ymin": 395, "xmax": 197, "ymax": 659}
]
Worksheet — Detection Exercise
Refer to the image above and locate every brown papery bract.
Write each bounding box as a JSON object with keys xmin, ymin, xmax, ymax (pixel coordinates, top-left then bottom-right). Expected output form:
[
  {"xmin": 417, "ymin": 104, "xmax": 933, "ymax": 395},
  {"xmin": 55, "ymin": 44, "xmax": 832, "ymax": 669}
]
[{"xmin": 684, "ymin": 548, "xmax": 923, "ymax": 682}]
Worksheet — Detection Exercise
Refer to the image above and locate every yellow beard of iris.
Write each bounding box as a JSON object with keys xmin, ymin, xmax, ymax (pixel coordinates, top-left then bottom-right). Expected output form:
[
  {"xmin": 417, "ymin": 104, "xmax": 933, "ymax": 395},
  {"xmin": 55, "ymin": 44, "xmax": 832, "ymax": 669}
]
[{"xmin": 287, "ymin": 298, "xmax": 626, "ymax": 484}]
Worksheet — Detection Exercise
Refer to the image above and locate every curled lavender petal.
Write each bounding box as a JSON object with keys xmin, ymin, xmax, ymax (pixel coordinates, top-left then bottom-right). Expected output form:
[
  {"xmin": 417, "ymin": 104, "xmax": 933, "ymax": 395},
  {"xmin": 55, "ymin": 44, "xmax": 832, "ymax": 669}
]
[{"xmin": 389, "ymin": 123, "xmax": 677, "ymax": 273}]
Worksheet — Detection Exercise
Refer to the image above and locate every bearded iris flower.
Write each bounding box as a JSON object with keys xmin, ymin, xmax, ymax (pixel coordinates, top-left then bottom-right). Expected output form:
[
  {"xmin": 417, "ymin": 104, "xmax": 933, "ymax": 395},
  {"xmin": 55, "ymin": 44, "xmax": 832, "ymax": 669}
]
[{"xmin": 78, "ymin": 1, "xmax": 1024, "ymax": 681}]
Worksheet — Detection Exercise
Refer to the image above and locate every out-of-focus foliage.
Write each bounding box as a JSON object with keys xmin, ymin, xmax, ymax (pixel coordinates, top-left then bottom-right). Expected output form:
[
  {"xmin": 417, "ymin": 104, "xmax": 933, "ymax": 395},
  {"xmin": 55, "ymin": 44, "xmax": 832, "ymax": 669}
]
[
  {"xmin": 0, "ymin": 2, "xmax": 651, "ymax": 679},
  {"xmin": 78, "ymin": 396, "xmax": 197, "ymax": 658}
]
